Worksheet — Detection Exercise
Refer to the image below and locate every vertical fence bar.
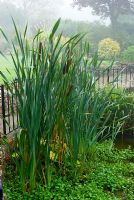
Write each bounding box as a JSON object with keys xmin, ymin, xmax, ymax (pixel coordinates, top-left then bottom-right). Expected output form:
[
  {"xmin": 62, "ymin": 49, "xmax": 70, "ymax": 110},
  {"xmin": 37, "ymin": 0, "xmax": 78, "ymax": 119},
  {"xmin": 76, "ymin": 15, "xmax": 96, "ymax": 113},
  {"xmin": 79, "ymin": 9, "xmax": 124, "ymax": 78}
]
[
  {"xmin": 11, "ymin": 94, "xmax": 15, "ymax": 130},
  {"xmin": 126, "ymin": 68, "xmax": 127, "ymax": 89},
  {"xmin": 130, "ymin": 68, "xmax": 132, "ymax": 88},
  {"xmin": 115, "ymin": 69, "xmax": 117, "ymax": 88},
  {"xmin": 121, "ymin": 69, "xmax": 123, "ymax": 88},
  {"xmin": 7, "ymin": 88, "xmax": 11, "ymax": 133},
  {"xmin": 15, "ymin": 82, "xmax": 19, "ymax": 127},
  {"xmin": 0, "ymin": 175, "xmax": 3, "ymax": 200},
  {"xmin": 107, "ymin": 68, "xmax": 110, "ymax": 84},
  {"xmin": 1, "ymin": 85, "xmax": 6, "ymax": 135},
  {"xmin": 117, "ymin": 68, "xmax": 119, "ymax": 88},
  {"xmin": 113, "ymin": 69, "xmax": 115, "ymax": 84},
  {"xmin": 103, "ymin": 70, "xmax": 104, "ymax": 85},
  {"xmin": 98, "ymin": 69, "xmax": 100, "ymax": 87},
  {"xmin": 132, "ymin": 68, "xmax": 134, "ymax": 88}
]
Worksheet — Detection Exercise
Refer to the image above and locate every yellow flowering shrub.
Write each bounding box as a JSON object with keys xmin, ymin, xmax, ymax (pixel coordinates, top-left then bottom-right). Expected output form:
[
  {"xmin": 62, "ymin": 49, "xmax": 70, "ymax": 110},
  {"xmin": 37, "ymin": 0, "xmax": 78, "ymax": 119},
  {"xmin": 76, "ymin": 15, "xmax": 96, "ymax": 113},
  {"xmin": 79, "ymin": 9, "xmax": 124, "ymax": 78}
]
[{"xmin": 98, "ymin": 38, "xmax": 120, "ymax": 59}]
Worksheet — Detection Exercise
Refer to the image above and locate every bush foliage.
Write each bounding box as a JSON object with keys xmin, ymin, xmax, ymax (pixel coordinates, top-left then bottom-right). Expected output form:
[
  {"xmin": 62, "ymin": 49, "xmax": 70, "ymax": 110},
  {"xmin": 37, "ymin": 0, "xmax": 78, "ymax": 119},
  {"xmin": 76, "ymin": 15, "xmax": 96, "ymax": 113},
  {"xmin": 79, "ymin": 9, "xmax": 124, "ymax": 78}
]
[
  {"xmin": 122, "ymin": 45, "xmax": 134, "ymax": 63},
  {"xmin": 98, "ymin": 38, "xmax": 120, "ymax": 60}
]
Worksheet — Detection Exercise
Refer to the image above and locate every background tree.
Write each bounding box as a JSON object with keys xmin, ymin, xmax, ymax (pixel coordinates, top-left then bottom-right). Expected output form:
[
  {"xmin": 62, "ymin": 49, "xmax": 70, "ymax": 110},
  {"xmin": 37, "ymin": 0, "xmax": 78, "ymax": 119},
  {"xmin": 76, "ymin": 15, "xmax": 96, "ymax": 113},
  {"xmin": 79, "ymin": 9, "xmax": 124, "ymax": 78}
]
[{"xmin": 73, "ymin": 0, "xmax": 134, "ymax": 30}]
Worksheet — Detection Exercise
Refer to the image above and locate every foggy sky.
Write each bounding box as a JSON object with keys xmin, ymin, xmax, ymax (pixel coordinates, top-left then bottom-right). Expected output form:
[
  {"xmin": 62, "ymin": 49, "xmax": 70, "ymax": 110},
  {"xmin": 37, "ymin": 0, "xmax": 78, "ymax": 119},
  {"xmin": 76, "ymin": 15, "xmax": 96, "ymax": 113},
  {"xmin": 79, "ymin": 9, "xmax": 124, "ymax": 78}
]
[
  {"xmin": 2, "ymin": 0, "xmax": 103, "ymax": 22},
  {"xmin": 58, "ymin": 0, "xmax": 101, "ymax": 22}
]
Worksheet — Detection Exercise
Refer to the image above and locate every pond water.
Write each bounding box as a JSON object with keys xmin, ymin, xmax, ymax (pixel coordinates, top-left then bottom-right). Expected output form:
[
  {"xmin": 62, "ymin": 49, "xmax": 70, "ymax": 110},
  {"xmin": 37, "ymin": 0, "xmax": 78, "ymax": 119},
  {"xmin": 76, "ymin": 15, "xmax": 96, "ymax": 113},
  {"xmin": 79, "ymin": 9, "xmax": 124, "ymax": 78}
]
[{"xmin": 115, "ymin": 133, "xmax": 134, "ymax": 149}]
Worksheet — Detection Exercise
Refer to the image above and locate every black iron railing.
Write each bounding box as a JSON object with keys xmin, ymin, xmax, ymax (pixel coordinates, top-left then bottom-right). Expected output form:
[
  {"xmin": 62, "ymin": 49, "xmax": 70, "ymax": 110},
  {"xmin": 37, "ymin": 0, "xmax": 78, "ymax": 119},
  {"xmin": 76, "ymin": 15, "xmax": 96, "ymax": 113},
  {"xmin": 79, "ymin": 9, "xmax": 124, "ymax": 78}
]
[
  {"xmin": 92, "ymin": 66, "xmax": 134, "ymax": 89},
  {"xmin": 0, "ymin": 84, "xmax": 19, "ymax": 135},
  {"xmin": 0, "ymin": 179, "xmax": 3, "ymax": 200},
  {"xmin": 0, "ymin": 66, "xmax": 134, "ymax": 135}
]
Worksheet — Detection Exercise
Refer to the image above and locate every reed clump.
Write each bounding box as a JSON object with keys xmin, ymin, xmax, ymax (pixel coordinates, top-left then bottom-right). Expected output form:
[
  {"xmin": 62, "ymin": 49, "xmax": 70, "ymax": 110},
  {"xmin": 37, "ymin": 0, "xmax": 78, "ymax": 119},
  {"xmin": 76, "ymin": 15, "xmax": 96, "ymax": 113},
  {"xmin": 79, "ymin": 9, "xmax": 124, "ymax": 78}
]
[{"xmin": 0, "ymin": 19, "xmax": 124, "ymax": 191}]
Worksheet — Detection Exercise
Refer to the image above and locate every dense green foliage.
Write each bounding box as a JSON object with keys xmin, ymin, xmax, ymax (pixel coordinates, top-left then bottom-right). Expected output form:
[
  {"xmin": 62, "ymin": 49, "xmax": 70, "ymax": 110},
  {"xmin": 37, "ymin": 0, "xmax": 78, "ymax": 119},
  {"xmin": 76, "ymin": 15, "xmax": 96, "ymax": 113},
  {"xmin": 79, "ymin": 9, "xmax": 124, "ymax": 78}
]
[
  {"xmin": 1, "ymin": 20, "xmax": 134, "ymax": 200},
  {"xmin": 0, "ymin": 1, "xmax": 134, "ymax": 198},
  {"xmin": 4, "ymin": 141, "xmax": 134, "ymax": 200},
  {"xmin": 122, "ymin": 45, "xmax": 134, "ymax": 62},
  {"xmin": 100, "ymin": 87, "xmax": 134, "ymax": 134},
  {"xmin": 0, "ymin": 20, "xmax": 126, "ymax": 191}
]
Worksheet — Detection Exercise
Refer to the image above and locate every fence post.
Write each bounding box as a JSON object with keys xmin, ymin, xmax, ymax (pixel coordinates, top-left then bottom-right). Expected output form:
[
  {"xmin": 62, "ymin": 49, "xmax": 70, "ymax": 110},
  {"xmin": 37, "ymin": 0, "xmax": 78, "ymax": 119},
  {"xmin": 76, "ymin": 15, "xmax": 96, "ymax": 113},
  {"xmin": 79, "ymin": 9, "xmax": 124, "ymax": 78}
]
[
  {"xmin": 0, "ymin": 178, "xmax": 3, "ymax": 200},
  {"xmin": 1, "ymin": 85, "xmax": 6, "ymax": 135},
  {"xmin": 107, "ymin": 68, "xmax": 110, "ymax": 84}
]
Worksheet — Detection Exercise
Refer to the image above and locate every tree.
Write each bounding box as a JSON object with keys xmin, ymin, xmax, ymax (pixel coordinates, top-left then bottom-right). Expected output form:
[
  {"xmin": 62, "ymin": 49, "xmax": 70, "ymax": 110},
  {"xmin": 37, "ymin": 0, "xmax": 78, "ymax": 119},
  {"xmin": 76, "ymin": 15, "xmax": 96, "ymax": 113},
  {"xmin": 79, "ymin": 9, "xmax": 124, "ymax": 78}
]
[{"xmin": 73, "ymin": 0, "xmax": 134, "ymax": 29}]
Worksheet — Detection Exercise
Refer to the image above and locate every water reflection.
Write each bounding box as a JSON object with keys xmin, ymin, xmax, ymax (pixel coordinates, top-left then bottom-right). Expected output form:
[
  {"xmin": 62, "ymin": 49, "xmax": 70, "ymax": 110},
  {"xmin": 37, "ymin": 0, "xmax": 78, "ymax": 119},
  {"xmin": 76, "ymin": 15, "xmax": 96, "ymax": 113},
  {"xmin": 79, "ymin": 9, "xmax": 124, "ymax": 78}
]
[{"xmin": 115, "ymin": 134, "xmax": 134, "ymax": 149}]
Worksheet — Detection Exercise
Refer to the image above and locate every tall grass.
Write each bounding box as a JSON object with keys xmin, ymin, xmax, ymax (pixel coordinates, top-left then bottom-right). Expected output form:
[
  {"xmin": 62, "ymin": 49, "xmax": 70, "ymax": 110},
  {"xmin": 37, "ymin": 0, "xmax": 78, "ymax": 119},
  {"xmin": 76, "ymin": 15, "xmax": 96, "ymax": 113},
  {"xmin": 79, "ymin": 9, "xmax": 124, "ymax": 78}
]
[{"xmin": 0, "ymin": 19, "xmax": 124, "ymax": 191}]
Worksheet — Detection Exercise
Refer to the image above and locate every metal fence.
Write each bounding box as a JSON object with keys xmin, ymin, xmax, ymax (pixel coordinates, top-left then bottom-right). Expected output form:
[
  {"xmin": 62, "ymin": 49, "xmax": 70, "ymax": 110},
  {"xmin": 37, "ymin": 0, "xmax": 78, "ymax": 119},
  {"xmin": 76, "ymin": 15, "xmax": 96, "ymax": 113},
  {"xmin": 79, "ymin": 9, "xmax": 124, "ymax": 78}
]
[
  {"xmin": 0, "ymin": 85, "xmax": 19, "ymax": 135},
  {"xmin": 92, "ymin": 66, "xmax": 134, "ymax": 89},
  {"xmin": 0, "ymin": 66, "xmax": 134, "ymax": 135}
]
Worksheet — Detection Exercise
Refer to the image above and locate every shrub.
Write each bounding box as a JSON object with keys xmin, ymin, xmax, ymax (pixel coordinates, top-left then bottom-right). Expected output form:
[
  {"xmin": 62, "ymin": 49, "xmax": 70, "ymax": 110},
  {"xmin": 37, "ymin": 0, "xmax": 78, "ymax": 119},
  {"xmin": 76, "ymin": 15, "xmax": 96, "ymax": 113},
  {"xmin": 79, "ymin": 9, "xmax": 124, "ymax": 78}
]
[
  {"xmin": 98, "ymin": 38, "xmax": 120, "ymax": 60},
  {"xmin": 100, "ymin": 87, "xmax": 134, "ymax": 135},
  {"xmin": 122, "ymin": 45, "xmax": 134, "ymax": 63}
]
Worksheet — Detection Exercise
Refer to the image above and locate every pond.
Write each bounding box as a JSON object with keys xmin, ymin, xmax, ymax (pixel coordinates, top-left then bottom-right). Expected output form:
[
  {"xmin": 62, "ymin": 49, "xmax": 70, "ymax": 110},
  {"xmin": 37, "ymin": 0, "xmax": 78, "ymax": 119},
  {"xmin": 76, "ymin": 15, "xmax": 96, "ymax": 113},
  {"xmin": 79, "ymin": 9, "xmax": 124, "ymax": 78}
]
[{"xmin": 115, "ymin": 133, "xmax": 134, "ymax": 149}]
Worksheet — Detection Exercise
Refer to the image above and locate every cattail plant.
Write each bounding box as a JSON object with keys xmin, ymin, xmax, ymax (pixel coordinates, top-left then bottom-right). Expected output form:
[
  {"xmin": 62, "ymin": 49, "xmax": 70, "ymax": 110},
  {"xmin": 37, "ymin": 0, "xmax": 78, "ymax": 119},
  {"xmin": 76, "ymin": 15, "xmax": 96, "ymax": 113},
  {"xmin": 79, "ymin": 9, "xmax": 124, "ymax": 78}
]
[{"xmin": 0, "ymin": 19, "xmax": 124, "ymax": 191}]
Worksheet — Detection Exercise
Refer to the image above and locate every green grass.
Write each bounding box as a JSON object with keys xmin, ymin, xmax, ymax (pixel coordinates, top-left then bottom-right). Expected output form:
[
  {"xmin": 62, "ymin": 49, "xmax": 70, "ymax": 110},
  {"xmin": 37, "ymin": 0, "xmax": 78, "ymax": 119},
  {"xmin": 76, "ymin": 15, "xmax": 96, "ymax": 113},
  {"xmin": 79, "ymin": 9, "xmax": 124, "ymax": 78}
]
[
  {"xmin": 3, "ymin": 141, "xmax": 134, "ymax": 200},
  {"xmin": 0, "ymin": 55, "xmax": 117, "ymax": 84},
  {"xmin": 0, "ymin": 55, "xmax": 15, "ymax": 83}
]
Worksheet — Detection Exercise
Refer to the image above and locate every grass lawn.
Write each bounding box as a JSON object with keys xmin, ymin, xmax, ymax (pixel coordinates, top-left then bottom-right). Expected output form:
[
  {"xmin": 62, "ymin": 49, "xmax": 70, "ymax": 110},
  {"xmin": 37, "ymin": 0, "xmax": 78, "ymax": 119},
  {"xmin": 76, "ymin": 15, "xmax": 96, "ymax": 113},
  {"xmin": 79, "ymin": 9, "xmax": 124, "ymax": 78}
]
[
  {"xmin": 3, "ymin": 141, "xmax": 134, "ymax": 200},
  {"xmin": 0, "ymin": 55, "xmax": 15, "ymax": 84},
  {"xmin": 0, "ymin": 55, "xmax": 117, "ymax": 84}
]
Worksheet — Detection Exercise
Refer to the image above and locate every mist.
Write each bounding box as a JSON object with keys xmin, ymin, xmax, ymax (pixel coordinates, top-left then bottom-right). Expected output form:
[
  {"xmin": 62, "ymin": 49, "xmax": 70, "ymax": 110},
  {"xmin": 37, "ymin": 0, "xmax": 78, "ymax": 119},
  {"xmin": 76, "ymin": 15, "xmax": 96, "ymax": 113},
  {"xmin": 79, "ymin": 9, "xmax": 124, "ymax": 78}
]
[
  {"xmin": 0, "ymin": 0, "xmax": 102, "ymax": 24},
  {"xmin": 1, "ymin": 1, "xmax": 134, "ymax": 198},
  {"xmin": 0, "ymin": 0, "xmax": 134, "ymax": 53}
]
